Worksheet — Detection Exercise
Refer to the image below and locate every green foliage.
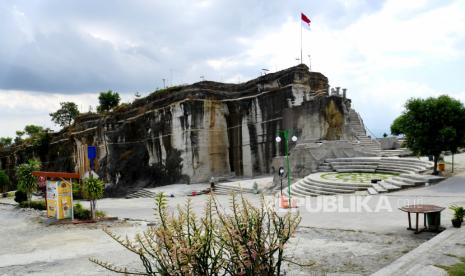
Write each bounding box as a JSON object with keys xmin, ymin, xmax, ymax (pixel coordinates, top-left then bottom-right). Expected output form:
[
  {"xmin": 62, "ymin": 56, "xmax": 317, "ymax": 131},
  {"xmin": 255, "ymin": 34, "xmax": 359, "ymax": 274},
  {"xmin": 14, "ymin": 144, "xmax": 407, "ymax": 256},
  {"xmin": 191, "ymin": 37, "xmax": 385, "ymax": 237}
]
[
  {"xmin": 435, "ymin": 256, "xmax": 465, "ymax": 276},
  {"xmin": 16, "ymin": 159, "xmax": 41, "ymax": 203},
  {"xmin": 97, "ymin": 90, "xmax": 120, "ymax": 113},
  {"xmin": 450, "ymin": 205, "xmax": 465, "ymax": 221},
  {"xmin": 391, "ymin": 95, "xmax": 465, "ymax": 173},
  {"xmin": 19, "ymin": 200, "xmax": 46, "ymax": 210},
  {"xmin": 74, "ymin": 203, "xmax": 91, "ymax": 220},
  {"xmin": 382, "ymin": 133, "xmax": 388, "ymax": 138},
  {"xmin": 0, "ymin": 137, "xmax": 12, "ymax": 148},
  {"xmin": 14, "ymin": 190, "xmax": 27, "ymax": 203},
  {"xmin": 83, "ymin": 177, "xmax": 105, "ymax": 201},
  {"xmin": 0, "ymin": 170, "xmax": 10, "ymax": 192},
  {"xmin": 13, "ymin": 125, "xmax": 50, "ymax": 147},
  {"xmin": 90, "ymin": 193, "xmax": 301, "ymax": 275},
  {"xmin": 49, "ymin": 102, "xmax": 80, "ymax": 127},
  {"xmin": 73, "ymin": 203, "xmax": 105, "ymax": 220},
  {"xmin": 83, "ymin": 177, "xmax": 105, "ymax": 219}
]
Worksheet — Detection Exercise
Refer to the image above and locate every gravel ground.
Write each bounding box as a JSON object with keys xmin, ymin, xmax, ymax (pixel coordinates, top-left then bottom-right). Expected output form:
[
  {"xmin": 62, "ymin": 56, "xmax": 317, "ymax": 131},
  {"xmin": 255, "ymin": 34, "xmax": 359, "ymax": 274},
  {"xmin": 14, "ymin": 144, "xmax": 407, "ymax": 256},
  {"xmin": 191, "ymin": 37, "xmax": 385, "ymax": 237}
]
[
  {"xmin": 284, "ymin": 227, "xmax": 434, "ymax": 275},
  {"xmin": 0, "ymin": 204, "xmax": 434, "ymax": 276}
]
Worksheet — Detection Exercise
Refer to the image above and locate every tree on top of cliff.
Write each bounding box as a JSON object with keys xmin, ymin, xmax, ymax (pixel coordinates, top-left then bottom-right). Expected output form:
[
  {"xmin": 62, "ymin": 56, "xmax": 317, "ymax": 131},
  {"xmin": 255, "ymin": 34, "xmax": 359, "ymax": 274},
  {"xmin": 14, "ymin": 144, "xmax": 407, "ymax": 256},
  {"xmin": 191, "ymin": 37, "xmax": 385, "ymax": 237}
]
[
  {"xmin": 97, "ymin": 90, "xmax": 120, "ymax": 113},
  {"xmin": 50, "ymin": 102, "xmax": 80, "ymax": 127},
  {"xmin": 391, "ymin": 95, "xmax": 465, "ymax": 174},
  {"xmin": 0, "ymin": 137, "xmax": 12, "ymax": 148}
]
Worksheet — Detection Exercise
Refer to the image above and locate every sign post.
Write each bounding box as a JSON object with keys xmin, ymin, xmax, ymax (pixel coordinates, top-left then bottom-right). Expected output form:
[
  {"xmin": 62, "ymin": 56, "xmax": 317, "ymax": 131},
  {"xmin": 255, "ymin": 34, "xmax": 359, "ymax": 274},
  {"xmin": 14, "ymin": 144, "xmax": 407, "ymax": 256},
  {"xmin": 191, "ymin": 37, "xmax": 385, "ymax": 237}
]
[
  {"xmin": 32, "ymin": 171, "xmax": 80, "ymax": 221},
  {"xmin": 88, "ymin": 146, "xmax": 97, "ymax": 171}
]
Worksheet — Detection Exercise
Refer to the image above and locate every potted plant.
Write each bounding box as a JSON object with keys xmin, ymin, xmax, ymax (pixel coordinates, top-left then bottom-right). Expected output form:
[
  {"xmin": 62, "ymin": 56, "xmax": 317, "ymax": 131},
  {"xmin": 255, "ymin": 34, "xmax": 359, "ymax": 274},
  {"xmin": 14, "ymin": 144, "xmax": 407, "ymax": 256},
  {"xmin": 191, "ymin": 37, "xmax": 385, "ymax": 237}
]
[{"xmin": 449, "ymin": 205, "xmax": 464, "ymax": 228}]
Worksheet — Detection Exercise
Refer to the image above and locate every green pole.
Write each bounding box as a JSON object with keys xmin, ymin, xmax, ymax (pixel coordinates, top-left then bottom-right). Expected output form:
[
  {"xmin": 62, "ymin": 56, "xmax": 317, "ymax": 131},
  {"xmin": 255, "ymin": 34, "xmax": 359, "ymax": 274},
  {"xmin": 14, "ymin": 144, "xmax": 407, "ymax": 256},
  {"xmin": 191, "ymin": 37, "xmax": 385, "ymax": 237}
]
[{"xmin": 284, "ymin": 130, "xmax": 291, "ymax": 207}]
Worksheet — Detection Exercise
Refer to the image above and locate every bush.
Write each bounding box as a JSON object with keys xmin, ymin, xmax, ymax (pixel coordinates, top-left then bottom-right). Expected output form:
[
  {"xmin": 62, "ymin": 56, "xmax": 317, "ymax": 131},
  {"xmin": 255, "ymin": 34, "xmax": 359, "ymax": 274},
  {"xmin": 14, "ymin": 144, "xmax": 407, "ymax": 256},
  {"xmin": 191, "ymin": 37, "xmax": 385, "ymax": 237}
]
[
  {"xmin": 19, "ymin": 200, "xmax": 46, "ymax": 210},
  {"xmin": 0, "ymin": 170, "xmax": 9, "ymax": 193},
  {"xmin": 74, "ymin": 203, "xmax": 91, "ymax": 220},
  {"xmin": 91, "ymin": 193, "xmax": 301, "ymax": 275},
  {"xmin": 14, "ymin": 190, "xmax": 27, "ymax": 203}
]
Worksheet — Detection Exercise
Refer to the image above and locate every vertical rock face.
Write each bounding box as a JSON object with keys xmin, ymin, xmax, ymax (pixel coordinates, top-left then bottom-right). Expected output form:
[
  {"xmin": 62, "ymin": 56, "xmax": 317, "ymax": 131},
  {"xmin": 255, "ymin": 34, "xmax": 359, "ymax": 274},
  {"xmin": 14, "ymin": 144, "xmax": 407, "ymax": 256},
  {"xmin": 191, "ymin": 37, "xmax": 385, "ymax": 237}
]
[{"xmin": 0, "ymin": 64, "xmax": 358, "ymax": 196}]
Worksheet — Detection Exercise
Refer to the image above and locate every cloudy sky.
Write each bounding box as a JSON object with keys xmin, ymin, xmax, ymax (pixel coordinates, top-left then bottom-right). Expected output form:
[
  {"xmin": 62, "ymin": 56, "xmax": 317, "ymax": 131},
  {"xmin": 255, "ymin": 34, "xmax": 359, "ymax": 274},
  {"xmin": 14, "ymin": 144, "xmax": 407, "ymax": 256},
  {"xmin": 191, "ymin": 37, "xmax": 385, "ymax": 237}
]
[{"xmin": 1, "ymin": 0, "xmax": 464, "ymax": 138}]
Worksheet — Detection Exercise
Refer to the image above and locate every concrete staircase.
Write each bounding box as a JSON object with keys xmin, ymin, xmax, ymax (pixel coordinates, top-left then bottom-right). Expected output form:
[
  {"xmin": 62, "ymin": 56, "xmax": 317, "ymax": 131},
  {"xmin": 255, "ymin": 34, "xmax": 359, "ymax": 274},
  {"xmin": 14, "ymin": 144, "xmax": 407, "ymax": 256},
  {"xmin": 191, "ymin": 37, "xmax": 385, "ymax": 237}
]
[
  {"xmin": 285, "ymin": 157, "xmax": 443, "ymax": 197},
  {"xmin": 348, "ymin": 109, "xmax": 382, "ymax": 155},
  {"xmin": 126, "ymin": 188, "xmax": 157, "ymax": 199},
  {"xmin": 213, "ymin": 183, "xmax": 257, "ymax": 195}
]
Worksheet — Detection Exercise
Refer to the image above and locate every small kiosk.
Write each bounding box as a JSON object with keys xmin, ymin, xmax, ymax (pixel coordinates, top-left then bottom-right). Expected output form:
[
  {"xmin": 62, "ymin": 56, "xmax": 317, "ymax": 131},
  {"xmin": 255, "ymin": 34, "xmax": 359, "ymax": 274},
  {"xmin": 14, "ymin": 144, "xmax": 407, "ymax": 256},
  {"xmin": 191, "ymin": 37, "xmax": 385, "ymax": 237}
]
[{"xmin": 32, "ymin": 171, "xmax": 80, "ymax": 220}]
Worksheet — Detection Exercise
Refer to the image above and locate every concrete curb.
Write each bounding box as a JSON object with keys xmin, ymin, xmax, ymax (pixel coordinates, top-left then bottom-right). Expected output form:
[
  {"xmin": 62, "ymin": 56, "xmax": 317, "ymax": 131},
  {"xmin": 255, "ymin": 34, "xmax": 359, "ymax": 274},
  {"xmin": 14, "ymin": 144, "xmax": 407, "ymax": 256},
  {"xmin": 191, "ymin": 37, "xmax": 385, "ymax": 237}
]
[{"xmin": 371, "ymin": 228, "xmax": 459, "ymax": 275}]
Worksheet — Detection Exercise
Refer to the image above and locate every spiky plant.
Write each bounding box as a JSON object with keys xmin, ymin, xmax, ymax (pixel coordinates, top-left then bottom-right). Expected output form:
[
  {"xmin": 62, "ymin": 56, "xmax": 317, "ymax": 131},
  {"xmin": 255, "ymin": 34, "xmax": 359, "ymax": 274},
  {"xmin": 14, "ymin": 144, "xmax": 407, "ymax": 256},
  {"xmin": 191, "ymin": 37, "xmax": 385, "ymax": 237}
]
[{"xmin": 90, "ymin": 192, "xmax": 301, "ymax": 275}]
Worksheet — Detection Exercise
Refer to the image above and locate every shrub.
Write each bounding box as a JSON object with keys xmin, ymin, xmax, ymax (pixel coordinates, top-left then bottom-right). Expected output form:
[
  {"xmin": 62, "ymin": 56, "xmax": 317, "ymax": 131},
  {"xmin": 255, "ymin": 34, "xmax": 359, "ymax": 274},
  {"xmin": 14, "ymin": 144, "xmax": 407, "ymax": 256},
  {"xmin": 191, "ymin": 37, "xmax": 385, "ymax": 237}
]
[
  {"xmin": 0, "ymin": 170, "xmax": 9, "ymax": 193},
  {"xmin": 83, "ymin": 177, "xmax": 105, "ymax": 219},
  {"xmin": 19, "ymin": 200, "xmax": 46, "ymax": 210},
  {"xmin": 14, "ymin": 190, "xmax": 27, "ymax": 203},
  {"xmin": 90, "ymin": 193, "xmax": 301, "ymax": 275},
  {"xmin": 16, "ymin": 159, "xmax": 41, "ymax": 203},
  {"xmin": 74, "ymin": 203, "xmax": 91, "ymax": 220}
]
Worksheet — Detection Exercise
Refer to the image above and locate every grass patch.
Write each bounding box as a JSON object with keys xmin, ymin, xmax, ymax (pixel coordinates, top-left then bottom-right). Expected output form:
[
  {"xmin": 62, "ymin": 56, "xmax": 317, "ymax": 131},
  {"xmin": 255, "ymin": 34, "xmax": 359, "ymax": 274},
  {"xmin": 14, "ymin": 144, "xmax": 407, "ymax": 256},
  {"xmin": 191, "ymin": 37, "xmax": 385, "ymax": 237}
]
[
  {"xmin": 19, "ymin": 200, "xmax": 46, "ymax": 210},
  {"xmin": 320, "ymin": 172, "xmax": 399, "ymax": 184},
  {"xmin": 435, "ymin": 256, "xmax": 465, "ymax": 276}
]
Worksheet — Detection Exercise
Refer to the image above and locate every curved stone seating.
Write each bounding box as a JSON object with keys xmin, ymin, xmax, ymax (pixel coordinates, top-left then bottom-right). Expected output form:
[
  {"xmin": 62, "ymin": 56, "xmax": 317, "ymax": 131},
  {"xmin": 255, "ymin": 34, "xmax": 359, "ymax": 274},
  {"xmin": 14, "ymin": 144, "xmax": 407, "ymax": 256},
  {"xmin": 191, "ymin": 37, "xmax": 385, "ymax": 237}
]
[{"xmin": 284, "ymin": 157, "xmax": 439, "ymax": 197}]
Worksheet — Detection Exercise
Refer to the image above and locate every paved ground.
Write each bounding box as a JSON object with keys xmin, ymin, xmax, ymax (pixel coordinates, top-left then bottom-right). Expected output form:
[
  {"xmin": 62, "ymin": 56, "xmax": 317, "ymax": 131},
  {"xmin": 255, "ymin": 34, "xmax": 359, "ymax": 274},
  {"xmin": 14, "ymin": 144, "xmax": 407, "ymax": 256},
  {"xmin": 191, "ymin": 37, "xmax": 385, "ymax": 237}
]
[{"xmin": 1, "ymin": 153, "xmax": 465, "ymax": 275}]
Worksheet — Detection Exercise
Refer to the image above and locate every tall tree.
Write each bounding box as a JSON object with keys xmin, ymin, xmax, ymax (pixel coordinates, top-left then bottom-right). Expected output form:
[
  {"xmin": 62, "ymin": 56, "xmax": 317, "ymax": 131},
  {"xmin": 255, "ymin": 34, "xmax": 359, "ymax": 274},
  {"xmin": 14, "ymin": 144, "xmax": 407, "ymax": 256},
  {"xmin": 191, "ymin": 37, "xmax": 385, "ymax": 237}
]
[
  {"xmin": 97, "ymin": 90, "xmax": 120, "ymax": 113},
  {"xmin": 0, "ymin": 137, "xmax": 12, "ymax": 148},
  {"xmin": 50, "ymin": 102, "xmax": 80, "ymax": 127},
  {"xmin": 391, "ymin": 95, "xmax": 465, "ymax": 174}
]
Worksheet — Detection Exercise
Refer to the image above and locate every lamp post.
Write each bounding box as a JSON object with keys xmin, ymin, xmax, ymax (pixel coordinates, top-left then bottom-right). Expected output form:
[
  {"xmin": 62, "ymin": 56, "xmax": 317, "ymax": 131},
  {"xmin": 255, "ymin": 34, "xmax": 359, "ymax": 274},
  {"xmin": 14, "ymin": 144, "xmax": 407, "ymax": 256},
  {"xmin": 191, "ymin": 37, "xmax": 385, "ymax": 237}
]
[{"xmin": 276, "ymin": 130, "xmax": 298, "ymax": 208}]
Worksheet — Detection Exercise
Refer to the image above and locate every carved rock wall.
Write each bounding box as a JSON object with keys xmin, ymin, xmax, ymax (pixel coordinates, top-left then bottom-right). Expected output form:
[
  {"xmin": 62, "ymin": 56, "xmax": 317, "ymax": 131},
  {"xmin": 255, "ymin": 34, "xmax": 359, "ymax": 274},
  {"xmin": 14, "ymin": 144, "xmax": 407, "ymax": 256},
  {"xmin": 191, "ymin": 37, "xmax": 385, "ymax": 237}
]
[{"xmin": 0, "ymin": 64, "xmax": 357, "ymax": 196}]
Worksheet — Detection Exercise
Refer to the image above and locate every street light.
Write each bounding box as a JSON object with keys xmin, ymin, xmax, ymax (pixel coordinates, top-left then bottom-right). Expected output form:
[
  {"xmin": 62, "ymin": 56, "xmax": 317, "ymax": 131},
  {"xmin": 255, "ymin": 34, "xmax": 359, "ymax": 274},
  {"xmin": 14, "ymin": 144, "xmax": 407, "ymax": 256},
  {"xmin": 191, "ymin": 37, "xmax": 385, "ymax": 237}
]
[{"xmin": 276, "ymin": 130, "xmax": 298, "ymax": 208}]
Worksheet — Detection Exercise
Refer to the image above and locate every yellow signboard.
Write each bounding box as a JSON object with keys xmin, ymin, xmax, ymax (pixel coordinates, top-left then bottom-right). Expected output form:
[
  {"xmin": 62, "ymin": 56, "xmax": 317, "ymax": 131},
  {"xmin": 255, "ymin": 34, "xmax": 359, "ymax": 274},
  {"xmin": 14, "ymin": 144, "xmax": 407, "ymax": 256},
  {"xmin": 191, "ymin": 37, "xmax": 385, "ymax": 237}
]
[
  {"xmin": 46, "ymin": 180, "xmax": 73, "ymax": 220},
  {"xmin": 57, "ymin": 180, "xmax": 73, "ymax": 219},
  {"xmin": 46, "ymin": 181, "xmax": 57, "ymax": 218}
]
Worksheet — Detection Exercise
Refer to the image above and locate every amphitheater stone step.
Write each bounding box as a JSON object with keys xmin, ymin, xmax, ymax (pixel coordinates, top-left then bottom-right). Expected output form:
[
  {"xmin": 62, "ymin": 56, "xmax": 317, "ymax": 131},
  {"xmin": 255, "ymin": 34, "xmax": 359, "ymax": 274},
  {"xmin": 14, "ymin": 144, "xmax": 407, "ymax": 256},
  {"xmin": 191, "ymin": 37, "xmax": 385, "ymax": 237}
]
[
  {"xmin": 385, "ymin": 178, "xmax": 414, "ymax": 188},
  {"xmin": 392, "ymin": 176, "xmax": 425, "ymax": 186},
  {"xmin": 301, "ymin": 179, "xmax": 364, "ymax": 192},
  {"xmin": 371, "ymin": 183, "xmax": 387, "ymax": 193},
  {"xmin": 399, "ymin": 174, "xmax": 445, "ymax": 184},
  {"xmin": 378, "ymin": 181, "xmax": 402, "ymax": 191},
  {"xmin": 294, "ymin": 182, "xmax": 355, "ymax": 194}
]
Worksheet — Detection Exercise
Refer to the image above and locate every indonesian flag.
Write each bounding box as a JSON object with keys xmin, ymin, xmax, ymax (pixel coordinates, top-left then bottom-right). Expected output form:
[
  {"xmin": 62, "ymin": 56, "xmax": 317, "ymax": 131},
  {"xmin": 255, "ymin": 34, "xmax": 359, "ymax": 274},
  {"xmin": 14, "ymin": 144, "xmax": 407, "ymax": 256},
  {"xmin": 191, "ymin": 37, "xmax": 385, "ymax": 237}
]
[{"xmin": 301, "ymin": 13, "xmax": 311, "ymax": 29}]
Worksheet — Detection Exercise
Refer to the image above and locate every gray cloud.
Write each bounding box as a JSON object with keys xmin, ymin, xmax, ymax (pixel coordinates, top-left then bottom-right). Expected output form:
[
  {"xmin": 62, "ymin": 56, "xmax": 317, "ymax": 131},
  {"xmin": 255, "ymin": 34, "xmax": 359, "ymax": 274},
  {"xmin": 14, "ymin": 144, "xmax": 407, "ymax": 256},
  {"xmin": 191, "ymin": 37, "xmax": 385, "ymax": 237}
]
[{"xmin": 0, "ymin": 0, "xmax": 386, "ymax": 94}]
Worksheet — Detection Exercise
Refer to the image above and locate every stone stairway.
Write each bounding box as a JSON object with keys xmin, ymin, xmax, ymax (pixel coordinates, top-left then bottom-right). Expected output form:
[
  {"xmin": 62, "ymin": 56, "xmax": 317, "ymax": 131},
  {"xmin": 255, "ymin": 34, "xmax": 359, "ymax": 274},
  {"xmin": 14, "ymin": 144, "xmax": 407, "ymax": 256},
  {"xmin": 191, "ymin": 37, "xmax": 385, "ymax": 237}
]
[
  {"xmin": 285, "ymin": 157, "xmax": 443, "ymax": 197},
  {"xmin": 348, "ymin": 109, "xmax": 382, "ymax": 155},
  {"xmin": 126, "ymin": 188, "xmax": 157, "ymax": 199},
  {"xmin": 319, "ymin": 157, "xmax": 433, "ymax": 174},
  {"xmin": 212, "ymin": 183, "xmax": 259, "ymax": 195}
]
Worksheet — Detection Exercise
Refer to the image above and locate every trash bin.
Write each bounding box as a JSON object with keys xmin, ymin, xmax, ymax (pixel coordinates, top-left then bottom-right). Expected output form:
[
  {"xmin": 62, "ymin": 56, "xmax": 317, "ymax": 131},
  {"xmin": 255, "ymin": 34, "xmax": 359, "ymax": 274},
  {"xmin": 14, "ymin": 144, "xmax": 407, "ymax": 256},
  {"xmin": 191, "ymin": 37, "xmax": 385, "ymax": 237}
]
[{"xmin": 427, "ymin": 212, "xmax": 441, "ymax": 231}]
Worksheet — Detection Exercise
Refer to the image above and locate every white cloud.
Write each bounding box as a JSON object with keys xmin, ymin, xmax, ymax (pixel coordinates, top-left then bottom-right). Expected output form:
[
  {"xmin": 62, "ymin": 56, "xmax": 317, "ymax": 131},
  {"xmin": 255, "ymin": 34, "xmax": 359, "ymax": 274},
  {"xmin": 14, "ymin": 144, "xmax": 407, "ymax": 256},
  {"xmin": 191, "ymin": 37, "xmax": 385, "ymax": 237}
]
[
  {"xmin": 0, "ymin": 90, "xmax": 134, "ymax": 137},
  {"xmin": 214, "ymin": 0, "xmax": 465, "ymax": 135}
]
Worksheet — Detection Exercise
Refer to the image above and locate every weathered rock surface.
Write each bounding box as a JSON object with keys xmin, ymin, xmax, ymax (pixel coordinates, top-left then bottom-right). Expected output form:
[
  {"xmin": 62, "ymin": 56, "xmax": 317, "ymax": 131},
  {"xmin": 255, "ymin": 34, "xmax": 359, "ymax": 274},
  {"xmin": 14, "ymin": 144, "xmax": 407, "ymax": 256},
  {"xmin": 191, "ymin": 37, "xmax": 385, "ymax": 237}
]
[{"xmin": 0, "ymin": 64, "xmax": 366, "ymax": 196}]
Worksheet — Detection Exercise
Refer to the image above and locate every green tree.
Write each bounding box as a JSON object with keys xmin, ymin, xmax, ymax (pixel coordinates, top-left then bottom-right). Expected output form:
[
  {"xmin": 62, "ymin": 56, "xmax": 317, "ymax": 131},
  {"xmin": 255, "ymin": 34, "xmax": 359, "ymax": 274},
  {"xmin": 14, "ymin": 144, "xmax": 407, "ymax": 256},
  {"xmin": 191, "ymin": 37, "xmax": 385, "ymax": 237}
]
[
  {"xmin": 97, "ymin": 90, "xmax": 120, "ymax": 113},
  {"xmin": 16, "ymin": 159, "xmax": 41, "ymax": 204},
  {"xmin": 0, "ymin": 170, "xmax": 10, "ymax": 193},
  {"xmin": 50, "ymin": 102, "xmax": 80, "ymax": 127},
  {"xmin": 15, "ymin": 131, "xmax": 25, "ymax": 144},
  {"xmin": 83, "ymin": 177, "xmax": 105, "ymax": 219},
  {"xmin": 391, "ymin": 95, "xmax": 465, "ymax": 174},
  {"xmin": 0, "ymin": 137, "xmax": 12, "ymax": 148}
]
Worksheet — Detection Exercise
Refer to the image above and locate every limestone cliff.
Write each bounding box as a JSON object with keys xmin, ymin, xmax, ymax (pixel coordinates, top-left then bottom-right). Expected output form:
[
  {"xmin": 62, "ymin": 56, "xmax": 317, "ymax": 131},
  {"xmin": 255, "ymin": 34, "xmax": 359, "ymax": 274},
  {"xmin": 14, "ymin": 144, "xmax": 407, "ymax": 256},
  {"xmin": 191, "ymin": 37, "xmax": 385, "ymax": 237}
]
[{"xmin": 0, "ymin": 64, "xmax": 358, "ymax": 196}]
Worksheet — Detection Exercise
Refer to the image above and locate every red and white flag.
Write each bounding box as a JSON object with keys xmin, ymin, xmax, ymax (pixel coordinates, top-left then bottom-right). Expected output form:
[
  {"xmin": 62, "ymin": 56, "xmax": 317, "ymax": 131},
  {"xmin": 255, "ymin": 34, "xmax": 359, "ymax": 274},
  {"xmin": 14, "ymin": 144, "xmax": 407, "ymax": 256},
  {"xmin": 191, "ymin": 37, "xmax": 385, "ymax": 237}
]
[{"xmin": 301, "ymin": 12, "xmax": 311, "ymax": 29}]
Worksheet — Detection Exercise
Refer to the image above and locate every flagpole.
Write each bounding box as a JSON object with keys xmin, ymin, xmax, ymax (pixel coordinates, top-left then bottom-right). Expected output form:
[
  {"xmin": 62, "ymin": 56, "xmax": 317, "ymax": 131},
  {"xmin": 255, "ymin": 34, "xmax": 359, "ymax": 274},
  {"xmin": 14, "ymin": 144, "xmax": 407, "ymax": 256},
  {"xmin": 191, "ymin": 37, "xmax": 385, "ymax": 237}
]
[{"xmin": 300, "ymin": 20, "xmax": 303, "ymax": 64}]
